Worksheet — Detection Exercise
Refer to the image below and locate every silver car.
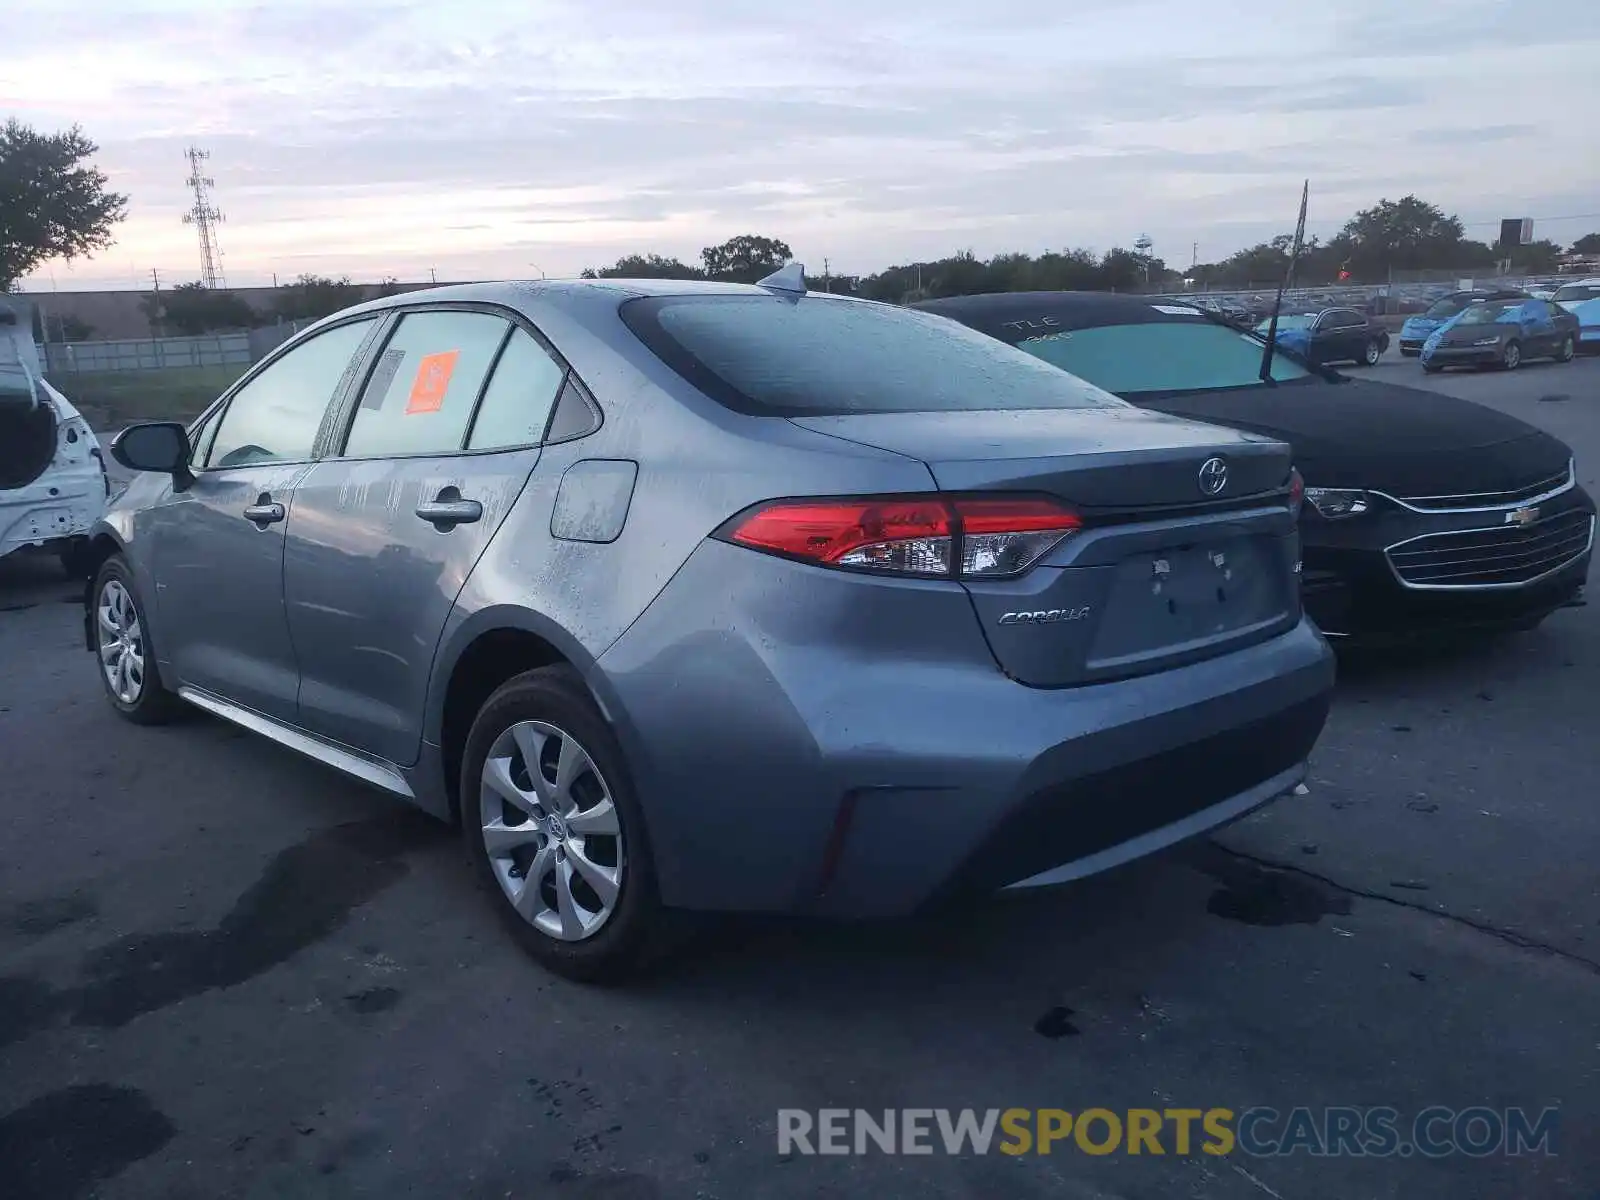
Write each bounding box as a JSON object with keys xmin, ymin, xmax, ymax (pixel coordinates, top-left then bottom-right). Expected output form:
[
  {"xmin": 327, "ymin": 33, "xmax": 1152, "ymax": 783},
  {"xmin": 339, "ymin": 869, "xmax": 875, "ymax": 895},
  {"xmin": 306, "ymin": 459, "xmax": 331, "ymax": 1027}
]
[{"xmin": 86, "ymin": 272, "xmax": 1335, "ymax": 980}]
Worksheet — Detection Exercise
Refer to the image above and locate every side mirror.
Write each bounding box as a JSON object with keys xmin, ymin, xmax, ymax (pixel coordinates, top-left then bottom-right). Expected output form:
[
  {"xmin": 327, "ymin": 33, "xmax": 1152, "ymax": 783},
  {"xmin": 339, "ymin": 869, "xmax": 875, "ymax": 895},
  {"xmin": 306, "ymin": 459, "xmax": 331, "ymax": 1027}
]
[{"xmin": 111, "ymin": 422, "xmax": 193, "ymax": 486}]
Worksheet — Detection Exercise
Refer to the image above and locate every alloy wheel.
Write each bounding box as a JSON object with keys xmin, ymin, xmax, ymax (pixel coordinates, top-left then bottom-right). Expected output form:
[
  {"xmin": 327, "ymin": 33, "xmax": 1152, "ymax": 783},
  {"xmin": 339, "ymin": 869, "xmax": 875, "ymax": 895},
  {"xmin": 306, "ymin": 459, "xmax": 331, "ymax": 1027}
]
[
  {"xmin": 96, "ymin": 579, "xmax": 145, "ymax": 704},
  {"xmin": 1503, "ymin": 342, "xmax": 1521, "ymax": 369},
  {"xmin": 1364, "ymin": 342, "xmax": 1380, "ymax": 366},
  {"xmin": 479, "ymin": 720, "xmax": 625, "ymax": 941}
]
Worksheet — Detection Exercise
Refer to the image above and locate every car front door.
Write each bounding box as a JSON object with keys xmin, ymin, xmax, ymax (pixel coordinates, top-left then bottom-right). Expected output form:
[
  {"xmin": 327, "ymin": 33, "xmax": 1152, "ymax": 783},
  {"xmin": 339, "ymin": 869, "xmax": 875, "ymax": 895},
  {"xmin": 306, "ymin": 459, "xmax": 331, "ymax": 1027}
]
[
  {"xmin": 283, "ymin": 307, "xmax": 567, "ymax": 766},
  {"xmin": 149, "ymin": 317, "xmax": 380, "ymax": 720}
]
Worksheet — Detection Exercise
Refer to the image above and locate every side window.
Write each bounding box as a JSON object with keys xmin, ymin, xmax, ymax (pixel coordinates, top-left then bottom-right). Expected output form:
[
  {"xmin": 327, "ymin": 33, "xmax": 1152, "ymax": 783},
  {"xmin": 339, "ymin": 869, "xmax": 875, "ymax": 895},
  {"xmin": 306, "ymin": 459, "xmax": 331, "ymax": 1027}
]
[
  {"xmin": 343, "ymin": 310, "xmax": 508, "ymax": 457},
  {"xmin": 207, "ymin": 319, "xmax": 376, "ymax": 468},
  {"xmin": 466, "ymin": 328, "xmax": 566, "ymax": 450}
]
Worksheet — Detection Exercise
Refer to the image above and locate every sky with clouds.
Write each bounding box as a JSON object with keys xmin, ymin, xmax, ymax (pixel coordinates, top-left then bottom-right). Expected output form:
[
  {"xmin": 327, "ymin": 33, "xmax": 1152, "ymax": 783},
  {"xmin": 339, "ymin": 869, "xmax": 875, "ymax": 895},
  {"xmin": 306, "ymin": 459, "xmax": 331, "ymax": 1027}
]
[{"xmin": 6, "ymin": 0, "xmax": 1600, "ymax": 291}]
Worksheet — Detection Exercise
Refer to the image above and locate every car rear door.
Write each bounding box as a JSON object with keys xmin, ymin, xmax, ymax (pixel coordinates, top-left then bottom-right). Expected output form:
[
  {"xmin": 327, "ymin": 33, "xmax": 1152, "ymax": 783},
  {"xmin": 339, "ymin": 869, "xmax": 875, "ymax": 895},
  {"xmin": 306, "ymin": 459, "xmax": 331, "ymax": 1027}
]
[
  {"xmin": 149, "ymin": 317, "xmax": 380, "ymax": 721},
  {"xmin": 282, "ymin": 306, "xmax": 567, "ymax": 766},
  {"xmin": 1522, "ymin": 300, "xmax": 1561, "ymax": 354}
]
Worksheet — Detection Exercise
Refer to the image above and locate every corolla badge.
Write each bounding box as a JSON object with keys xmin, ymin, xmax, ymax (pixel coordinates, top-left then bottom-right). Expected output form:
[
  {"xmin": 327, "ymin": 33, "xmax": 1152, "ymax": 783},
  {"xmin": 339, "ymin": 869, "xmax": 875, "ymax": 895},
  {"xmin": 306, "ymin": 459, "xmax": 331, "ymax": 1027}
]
[
  {"xmin": 998, "ymin": 607, "xmax": 1092, "ymax": 626},
  {"xmin": 1198, "ymin": 456, "xmax": 1228, "ymax": 496}
]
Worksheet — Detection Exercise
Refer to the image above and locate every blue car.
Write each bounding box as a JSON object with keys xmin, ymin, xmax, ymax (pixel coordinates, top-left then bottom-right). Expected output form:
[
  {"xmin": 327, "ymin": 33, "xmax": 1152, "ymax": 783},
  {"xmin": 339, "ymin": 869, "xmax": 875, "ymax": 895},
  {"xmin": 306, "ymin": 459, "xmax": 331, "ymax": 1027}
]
[
  {"xmin": 1419, "ymin": 297, "xmax": 1580, "ymax": 372},
  {"xmin": 1398, "ymin": 289, "xmax": 1529, "ymax": 357},
  {"xmin": 1553, "ymin": 279, "xmax": 1600, "ymax": 351}
]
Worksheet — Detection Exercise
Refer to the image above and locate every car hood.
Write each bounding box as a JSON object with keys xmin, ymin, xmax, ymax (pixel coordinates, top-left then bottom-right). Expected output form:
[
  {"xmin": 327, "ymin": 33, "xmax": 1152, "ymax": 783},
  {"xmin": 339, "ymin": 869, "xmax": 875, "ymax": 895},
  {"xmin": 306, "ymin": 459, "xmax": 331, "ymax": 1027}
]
[
  {"xmin": 1400, "ymin": 316, "xmax": 1444, "ymax": 336},
  {"xmin": 1137, "ymin": 378, "xmax": 1572, "ymax": 495}
]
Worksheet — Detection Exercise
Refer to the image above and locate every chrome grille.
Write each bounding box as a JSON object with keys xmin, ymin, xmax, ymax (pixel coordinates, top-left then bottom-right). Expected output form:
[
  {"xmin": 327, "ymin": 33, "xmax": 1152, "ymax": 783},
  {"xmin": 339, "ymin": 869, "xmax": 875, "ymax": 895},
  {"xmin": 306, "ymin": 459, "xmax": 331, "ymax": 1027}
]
[
  {"xmin": 1393, "ymin": 464, "xmax": 1572, "ymax": 512},
  {"xmin": 1387, "ymin": 511, "xmax": 1595, "ymax": 588}
]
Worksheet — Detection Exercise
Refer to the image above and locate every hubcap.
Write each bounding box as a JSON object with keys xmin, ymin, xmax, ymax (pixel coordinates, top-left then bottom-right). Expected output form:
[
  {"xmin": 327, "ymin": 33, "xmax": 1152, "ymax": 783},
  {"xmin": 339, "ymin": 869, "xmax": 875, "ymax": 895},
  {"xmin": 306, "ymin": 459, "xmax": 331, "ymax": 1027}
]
[
  {"xmin": 479, "ymin": 720, "xmax": 624, "ymax": 942},
  {"xmin": 1366, "ymin": 344, "xmax": 1379, "ymax": 364},
  {"xmin": 1506, "ymin": 344, "xmax": 1520, "ymax": 368},
  {"xmin": 96, "ymin": 580, "xmax": 145, "ymax": 704}
]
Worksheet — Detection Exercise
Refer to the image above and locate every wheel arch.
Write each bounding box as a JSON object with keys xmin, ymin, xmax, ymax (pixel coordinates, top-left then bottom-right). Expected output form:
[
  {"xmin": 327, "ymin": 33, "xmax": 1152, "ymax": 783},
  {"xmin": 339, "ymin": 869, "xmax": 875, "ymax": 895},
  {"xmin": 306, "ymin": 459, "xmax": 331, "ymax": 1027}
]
[{"xmin": 427, "ymin": 607, "xmax": 629, "ymax": 823}]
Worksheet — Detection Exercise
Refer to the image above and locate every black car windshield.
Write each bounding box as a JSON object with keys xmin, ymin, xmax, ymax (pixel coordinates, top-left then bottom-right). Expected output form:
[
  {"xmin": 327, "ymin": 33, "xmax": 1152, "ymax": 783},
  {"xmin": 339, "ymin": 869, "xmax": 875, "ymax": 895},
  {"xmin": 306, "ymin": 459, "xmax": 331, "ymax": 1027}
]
[
  {"xmin": 1553, "ymin": 283, "xmax": 1600, "ymax": 303},
  {"xmin": 1008, "ymin": 320, "xmax": 1311, "ymax": 394},
  {"xmin": 1455, "ymin": 302, "xmax": 1523, "ymax": 326},
  {"xmin": 621, "ymin": 295, "xmax": 1125, "ymax": 415}
]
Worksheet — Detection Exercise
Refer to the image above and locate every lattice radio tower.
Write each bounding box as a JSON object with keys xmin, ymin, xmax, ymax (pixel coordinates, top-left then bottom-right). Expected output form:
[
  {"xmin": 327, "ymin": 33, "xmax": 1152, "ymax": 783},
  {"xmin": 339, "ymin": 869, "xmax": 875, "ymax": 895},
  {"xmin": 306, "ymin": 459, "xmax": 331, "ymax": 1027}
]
[{"xmin": 182, "ymin": 147, "xmax": 226, "ymax": 288}]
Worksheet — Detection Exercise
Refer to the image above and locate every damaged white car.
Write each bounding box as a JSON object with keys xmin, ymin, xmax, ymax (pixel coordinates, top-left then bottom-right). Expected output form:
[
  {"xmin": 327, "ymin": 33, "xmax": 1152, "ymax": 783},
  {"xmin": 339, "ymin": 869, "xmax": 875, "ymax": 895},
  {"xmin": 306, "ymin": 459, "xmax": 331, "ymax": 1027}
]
[{"xmin": 1, "ymin": 303, "xmax": 110, "ymax": 575}]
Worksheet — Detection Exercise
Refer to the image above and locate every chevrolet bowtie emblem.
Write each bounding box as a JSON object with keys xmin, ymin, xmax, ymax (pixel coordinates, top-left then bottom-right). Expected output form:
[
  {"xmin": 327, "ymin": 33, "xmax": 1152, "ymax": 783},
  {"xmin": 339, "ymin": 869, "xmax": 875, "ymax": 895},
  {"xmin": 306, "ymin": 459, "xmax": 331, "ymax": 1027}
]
[{"xmin": 1505, "ymin": 506, "xmax": 1540, "ymax": 526}]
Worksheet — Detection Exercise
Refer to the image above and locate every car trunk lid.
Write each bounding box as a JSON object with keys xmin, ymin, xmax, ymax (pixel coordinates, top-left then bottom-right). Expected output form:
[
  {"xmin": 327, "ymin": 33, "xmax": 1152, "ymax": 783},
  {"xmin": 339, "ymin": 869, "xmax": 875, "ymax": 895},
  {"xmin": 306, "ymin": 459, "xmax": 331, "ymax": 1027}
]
[{"xmin": 790, "ymin": 408, "xmax": 1302, "ymax": 686}]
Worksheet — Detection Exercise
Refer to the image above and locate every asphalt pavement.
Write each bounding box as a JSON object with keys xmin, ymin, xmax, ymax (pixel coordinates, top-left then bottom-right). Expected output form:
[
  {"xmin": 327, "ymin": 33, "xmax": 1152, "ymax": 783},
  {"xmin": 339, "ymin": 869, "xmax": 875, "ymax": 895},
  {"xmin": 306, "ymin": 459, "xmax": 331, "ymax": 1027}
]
[{"xmin": 2, "ymin": 353, "xmax": 1596, "ymax": 1200}]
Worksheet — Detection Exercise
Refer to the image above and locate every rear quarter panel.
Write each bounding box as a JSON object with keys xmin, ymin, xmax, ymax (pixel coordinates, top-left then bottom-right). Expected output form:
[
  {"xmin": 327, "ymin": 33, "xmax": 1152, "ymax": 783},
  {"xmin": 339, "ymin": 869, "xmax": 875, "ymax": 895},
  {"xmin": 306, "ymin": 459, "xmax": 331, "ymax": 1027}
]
[{"xmin": 425, "ymin": 288, "xmax": 936, "ymax": 742}]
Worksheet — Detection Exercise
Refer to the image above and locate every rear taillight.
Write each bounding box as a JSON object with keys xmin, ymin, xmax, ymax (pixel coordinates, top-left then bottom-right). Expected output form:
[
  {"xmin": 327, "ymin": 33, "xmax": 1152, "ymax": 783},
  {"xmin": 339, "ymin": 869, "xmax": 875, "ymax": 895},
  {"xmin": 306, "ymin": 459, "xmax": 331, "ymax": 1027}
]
[
  {"xmin": 716, "ymin": 494, "xmax": 1081, "ymax": 579},
  {"xmin": 1287, "ymin": 469, "xmax": 1304, "ymax": 520}
]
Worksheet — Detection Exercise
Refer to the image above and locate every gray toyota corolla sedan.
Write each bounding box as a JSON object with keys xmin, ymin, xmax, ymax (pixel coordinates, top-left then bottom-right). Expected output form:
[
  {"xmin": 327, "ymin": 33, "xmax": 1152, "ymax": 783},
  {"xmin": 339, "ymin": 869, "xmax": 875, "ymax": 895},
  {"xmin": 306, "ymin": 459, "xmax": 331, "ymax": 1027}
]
[{"xmin": 85, "ymin": 269, "xmax": 1335, "ymax": 980}]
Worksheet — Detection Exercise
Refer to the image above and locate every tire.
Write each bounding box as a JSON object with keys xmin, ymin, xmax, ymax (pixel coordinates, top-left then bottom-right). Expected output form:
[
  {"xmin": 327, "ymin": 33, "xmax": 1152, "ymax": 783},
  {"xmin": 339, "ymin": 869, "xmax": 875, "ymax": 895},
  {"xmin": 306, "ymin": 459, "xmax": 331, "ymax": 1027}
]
[
  {"xmin": 1422, "ymin": 363, "xmax": 1443, "ymax": 375},
  {"xmin": 1557, "ymin": 335, "xmax": 1575, "ymax": 363},
  {"xmin": 91, "ymin": 556, "xmax": 183, "ymax": 725},
  {"xmin": 1500, "ymin": 340, "xmax": 1522, "ymax": 370},
  {"xmin": 460, "ymin": 665, "xmax": 676, "ymax": 983},
  {"xmin": 1362, "ymin": 340, "xmax": 1382, "ymax": 366}
]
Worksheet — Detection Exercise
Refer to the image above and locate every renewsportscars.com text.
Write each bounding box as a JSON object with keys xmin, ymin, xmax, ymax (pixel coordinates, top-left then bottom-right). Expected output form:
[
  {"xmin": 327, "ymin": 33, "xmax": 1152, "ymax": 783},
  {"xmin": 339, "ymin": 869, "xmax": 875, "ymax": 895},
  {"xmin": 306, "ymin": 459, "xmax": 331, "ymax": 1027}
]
[{"xmin": 777, "ymin": 1106, "xmax": 1559, "ymax": 1158}]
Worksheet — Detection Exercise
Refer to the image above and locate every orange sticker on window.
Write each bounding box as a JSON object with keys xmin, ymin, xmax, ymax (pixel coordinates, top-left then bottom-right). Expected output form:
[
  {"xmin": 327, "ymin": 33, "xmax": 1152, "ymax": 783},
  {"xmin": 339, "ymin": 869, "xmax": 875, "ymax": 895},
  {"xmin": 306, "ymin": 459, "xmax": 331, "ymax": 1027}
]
[{"xmin": 405, "ymin": 350, "xmax": 459, "ymax": 414}]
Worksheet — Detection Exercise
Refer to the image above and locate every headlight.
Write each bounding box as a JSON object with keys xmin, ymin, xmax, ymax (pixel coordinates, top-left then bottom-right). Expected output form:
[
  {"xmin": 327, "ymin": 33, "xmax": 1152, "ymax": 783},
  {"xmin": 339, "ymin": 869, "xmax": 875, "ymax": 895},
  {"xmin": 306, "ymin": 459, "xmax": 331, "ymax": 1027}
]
[
  {"xmin": 1471, "ymin": 337, "xmax": 1501, "ymax": 346},
  {"xmin": 1304, "ymin": 487, "xmax": 1371, "ymax": 518}
]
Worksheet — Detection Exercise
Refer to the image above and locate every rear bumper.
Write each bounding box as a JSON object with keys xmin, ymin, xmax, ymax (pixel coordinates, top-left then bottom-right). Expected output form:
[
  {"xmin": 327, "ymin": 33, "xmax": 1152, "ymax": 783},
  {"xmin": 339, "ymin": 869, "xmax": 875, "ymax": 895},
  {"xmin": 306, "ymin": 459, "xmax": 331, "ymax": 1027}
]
[{"xmin": 595, "ymin": 540, "xmax": 1335, "ymax": 918}]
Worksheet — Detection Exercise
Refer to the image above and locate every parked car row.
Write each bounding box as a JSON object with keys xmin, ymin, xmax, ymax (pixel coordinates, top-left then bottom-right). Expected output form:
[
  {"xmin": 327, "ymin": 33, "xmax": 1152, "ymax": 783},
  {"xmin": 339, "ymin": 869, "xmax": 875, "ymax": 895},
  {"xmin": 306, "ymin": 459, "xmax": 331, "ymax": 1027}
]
[{"xmin": 75, "ymin": 269, "xmax": 1593, "ymax": 980}]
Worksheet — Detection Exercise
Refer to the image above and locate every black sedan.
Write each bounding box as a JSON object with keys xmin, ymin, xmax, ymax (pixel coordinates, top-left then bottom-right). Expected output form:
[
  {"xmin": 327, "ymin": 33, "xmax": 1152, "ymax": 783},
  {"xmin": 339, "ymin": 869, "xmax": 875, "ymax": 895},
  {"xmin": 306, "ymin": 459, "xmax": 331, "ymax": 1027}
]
[
  {"xmin": 1419, "ymin": 297, "xmax": 1580, "ymax": 373},
  {"xmin": 915, "ymin": 292, "xmax": 1594, "ymax": 643},
  {"xmin": 1253, "ymin": 307, "xmax": 1390, "ymax": 367}
]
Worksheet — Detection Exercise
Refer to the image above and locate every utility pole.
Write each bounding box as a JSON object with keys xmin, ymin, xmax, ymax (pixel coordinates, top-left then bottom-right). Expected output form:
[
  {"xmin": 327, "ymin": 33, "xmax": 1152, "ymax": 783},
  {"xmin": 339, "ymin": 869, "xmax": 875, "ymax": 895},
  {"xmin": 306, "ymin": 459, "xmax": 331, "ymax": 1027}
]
[
  {"xmin": 823, "ymin": 257, "xmax": 831, "ymax": 293},
  {"xmin": 430, "ymin": 266, "xmax": 438, "ymax": 284},
  {"xmin": 148, "ymin": 268, "xmax": 162, "ymax": 336},
  {"xmin": 182, "ymin": 148, "xmax": 226, "ymax": 288},
  {"xmin": 1192, "ymin": 242, "xmax": 1198, "ymax": 269}
]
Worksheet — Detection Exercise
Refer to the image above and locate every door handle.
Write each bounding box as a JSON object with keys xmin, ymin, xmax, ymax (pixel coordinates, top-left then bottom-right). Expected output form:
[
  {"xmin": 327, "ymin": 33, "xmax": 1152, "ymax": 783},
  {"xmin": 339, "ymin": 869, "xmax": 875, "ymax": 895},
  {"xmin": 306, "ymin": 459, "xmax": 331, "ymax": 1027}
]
[
  {"xmin": 243, "ymin": 499, "xmax": 286, "ymax": 526},
  {"xmin": 415, "ymin": 498, "xmax": 483, "ymax": 530}
]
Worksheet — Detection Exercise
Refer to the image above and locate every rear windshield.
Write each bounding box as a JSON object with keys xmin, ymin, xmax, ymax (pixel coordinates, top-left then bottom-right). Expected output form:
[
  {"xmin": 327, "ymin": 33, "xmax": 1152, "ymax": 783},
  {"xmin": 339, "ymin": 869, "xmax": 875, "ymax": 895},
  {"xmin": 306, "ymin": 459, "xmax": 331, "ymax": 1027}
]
[
  {"xmin": 1014, "ymin": 321, "xmax": 1310, "ymax": 394},
  {"xmin": 1554, "ymin": 284, "xmax": 1600, "ymax": 303},
  {"xmin": 620, "ymin": 295, "xmax": 1124, "ymax": 416}
]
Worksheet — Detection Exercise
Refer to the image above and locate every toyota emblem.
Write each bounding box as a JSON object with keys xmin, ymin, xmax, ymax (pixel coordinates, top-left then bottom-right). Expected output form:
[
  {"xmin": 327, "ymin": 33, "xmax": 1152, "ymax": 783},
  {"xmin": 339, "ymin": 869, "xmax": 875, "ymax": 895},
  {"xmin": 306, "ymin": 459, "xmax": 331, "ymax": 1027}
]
[{"xmin": 1198, "ymin": 457, "xmax": 1228, "ymax": 496}]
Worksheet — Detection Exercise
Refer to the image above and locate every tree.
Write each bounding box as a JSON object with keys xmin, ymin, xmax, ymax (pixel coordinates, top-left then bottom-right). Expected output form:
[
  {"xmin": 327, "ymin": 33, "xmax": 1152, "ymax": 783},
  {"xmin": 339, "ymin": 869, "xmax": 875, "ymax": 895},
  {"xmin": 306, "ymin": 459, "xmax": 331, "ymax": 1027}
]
[
  {"xmin": 1332, "ymin": 195, "xmax": 1468, "ymax": 279},
  {"xmin": 700, "ymin": 234, "xmax": 793, "ymax": 283},
  {"xmin": 1569, "ymin": 232, "xmax": 1600, "ymax": 255},
  {"xmin": 0, "ymin": 120, "xmax": 128, "ymax": 290},
  {"xmin": 580, "ymin": 253, "xmax": 703, "ymax": 280},
  {"xmin": 58, "ymin": 314, "xmax": 94, "ymax": 341},
  {"xmin": 149, "ymin": 281, "xmax": 261, "ymax": 334},
  {"xmin": 1509, "ymin": 239, "xmax": 1563, "ymax": 274},
  {"xmin": 274, "ymin": 274, "xmax": 363, "ymax": 322}
]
